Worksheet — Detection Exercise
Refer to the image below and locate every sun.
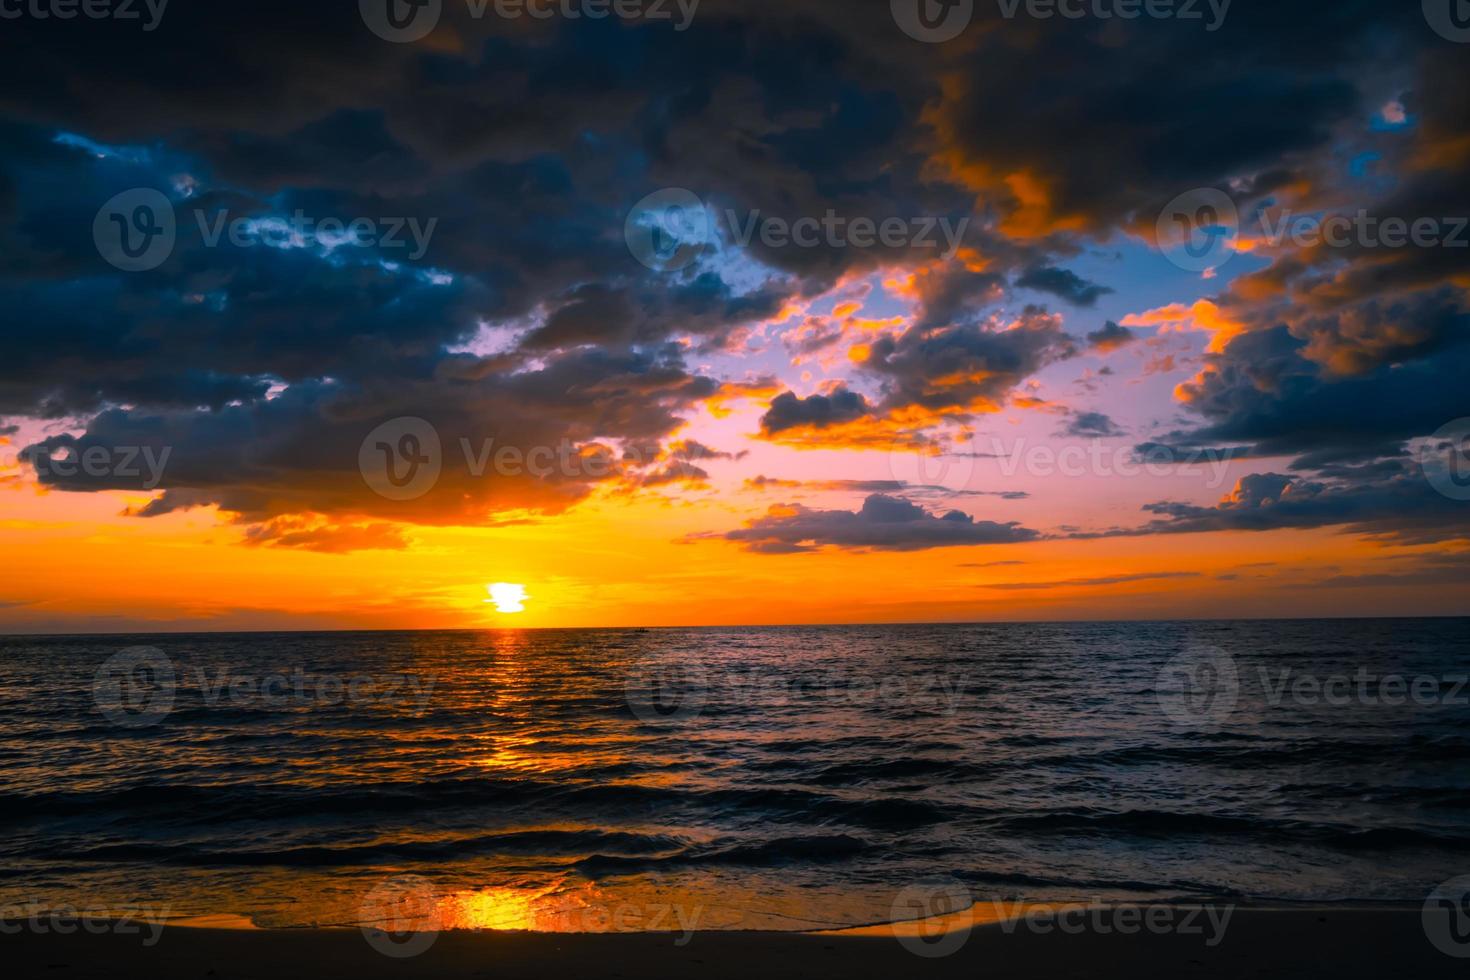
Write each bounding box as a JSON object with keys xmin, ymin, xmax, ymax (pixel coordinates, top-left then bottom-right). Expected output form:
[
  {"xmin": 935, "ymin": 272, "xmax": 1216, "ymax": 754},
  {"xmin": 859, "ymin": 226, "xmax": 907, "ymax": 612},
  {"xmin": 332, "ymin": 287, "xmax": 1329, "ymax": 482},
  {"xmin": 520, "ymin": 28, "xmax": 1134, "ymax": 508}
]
[{"xmin": 485, "ymin": 583, "xmax": 529, "ymax": 613}]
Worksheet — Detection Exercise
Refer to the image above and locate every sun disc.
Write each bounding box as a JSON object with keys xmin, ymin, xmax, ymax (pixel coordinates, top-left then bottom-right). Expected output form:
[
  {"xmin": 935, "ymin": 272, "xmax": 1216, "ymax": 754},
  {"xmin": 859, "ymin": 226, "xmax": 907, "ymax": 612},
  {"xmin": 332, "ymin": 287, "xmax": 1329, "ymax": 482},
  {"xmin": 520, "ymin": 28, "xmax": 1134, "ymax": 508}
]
[{"xmin": 485, "ymin": 582, "xmax": 529, "ymax": 613}]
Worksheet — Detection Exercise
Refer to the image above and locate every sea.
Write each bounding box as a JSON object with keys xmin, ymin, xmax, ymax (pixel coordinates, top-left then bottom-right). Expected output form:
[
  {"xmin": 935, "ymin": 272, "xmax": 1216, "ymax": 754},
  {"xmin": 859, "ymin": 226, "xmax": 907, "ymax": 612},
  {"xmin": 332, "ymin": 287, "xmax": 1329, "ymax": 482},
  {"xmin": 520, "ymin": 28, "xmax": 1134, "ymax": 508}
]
[{"xmin": 0, "ymin": 619, "xmax": 1467, "ymax": 932}]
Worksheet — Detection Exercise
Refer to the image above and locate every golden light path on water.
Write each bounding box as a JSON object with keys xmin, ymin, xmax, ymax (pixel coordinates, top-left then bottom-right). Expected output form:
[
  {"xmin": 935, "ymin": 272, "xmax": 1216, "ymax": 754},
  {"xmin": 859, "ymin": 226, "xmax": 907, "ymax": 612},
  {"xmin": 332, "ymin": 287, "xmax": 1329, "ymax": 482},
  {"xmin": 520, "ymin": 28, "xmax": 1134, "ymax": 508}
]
[{"xmin": 365, "ymin": 880, "xmax": 744, "ymax": 934}]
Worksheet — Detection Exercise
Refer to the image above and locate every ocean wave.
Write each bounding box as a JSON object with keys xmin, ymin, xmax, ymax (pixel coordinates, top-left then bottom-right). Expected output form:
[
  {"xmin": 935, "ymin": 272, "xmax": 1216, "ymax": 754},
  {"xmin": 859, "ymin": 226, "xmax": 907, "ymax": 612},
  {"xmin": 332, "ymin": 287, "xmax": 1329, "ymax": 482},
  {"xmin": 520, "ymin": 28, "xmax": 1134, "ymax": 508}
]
[
  {"xmin": 995, "ymin": 807, "xmax": 1470, "ymax": 849},
  {"xmin": 0, "ymin": 777, "xmax": 957, "ymax": 832},
  {"xmin": 51, "ymin": 828, "xmax": 691, "ymax": 867},
  {"xmin": 574, "ymin": 834, "xmax": 877, "ymax": 874}
]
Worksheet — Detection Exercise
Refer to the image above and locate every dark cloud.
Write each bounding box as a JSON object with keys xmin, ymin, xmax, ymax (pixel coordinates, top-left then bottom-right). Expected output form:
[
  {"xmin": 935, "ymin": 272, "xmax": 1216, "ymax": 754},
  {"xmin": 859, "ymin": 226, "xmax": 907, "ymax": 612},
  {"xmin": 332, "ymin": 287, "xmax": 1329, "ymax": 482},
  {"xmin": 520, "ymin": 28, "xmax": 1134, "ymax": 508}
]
[
  {"xmin": 756, "ymin": 310, "xmax": 1078, "ymax": 448},
  {"xmin": 1149, "ymin": 31, "xmax": 1470, "ymax": 503},
  {"xmin": 1083, "ymin": 468, "xmax": 1470, "ymax": 545},
  {"xmin": 742, "ymin": 475, "xmax": 803, "ymax": 491},
  {"xmin": 667, "ymin": 439, "xmax": 744, "ymax": 462},
  {"xmin": 521, "ymin": 277, "xmax": 788, "ymax": 351},
  {"xmin": 982, "ymin": 572, "xmax": 1199, "ymax": 591},
  {"xmin": 925, "ymin": 3, "xmax": 1412, "ymax": 237},
  {"xmin": 714, "ymin": 494, "xmax": 1038, "ymax": 553},
  {"xmin": 632, "ymin": 438, "xmax": 747, "ymax": 489},
  {"xmin": 1086, "ymin": 321, "xmax": 1137, "ymax": 352},
  {"xmin": 240, "ymin": 520, "xmax": 411, "ymax": 554},
  {"xmin": 862, "ymin": 309, "xmax": 1078, "ymax": 413},
  {"xmin": 1058, "ymin": 411, "xmax": 1125, "ymax": 439},
  {"xmin": 23, "ymin": 345, "xmax": 720, "ymax": 527},
  {"xmin": 1131, "ymin": 442, "xmax": 1254, "ymax": 466},
  {"xmin": 1305, "ymin": 553, "xmax": 1470, "ymax": 590},
  {"xmin": 1015, "ymin": 266, "xmax": 1112, "ymax": 308},
  {"xmin": 910, "ymin": 266, "xmax": 1008, "ymax": 330},
  {"xmin": 1174, "ymin": 321, "xmax": 1470, "ymax": 464},
  {"xmin": 743, "ymin": 477, "xmax": 1029, "ymax": 500},
  {"xmin": 759, "ymin": 386, "xmax": 872, "ymax": 436},
  {"xmin": 637, "ymin": 461, "xmax": 713, "ymax": 488}
]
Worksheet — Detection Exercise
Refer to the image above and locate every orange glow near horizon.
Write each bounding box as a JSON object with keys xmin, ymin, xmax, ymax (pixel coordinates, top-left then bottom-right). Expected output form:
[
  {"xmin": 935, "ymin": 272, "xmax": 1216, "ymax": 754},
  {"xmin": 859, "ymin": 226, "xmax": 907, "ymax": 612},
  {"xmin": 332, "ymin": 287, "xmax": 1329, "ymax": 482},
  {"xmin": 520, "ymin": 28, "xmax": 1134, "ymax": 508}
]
[{"xmin": 0, "ymin": 468, "xmax": 1464, "ymax": 633}]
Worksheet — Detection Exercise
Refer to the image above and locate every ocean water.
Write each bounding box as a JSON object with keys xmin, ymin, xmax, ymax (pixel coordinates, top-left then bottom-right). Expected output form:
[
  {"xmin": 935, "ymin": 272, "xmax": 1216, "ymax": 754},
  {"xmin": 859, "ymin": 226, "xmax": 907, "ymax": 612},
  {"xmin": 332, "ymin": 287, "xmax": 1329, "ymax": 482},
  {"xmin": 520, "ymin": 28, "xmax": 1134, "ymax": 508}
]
[{"xmin": 0, "ymin": 620, "xmax": 1467, "ymax": 931}]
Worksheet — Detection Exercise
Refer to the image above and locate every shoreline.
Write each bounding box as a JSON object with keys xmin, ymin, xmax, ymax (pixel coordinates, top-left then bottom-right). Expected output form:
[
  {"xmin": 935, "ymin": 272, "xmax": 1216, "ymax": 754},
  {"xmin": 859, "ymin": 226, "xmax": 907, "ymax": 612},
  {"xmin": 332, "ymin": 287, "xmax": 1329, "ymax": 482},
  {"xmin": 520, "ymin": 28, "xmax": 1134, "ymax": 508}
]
[
  {"xmin": 130, "ymin": 898, "xmax": 1437, "ymax": 940},
  {"xmin": 151, "ymin": 897, "xmax": 1431, "ymax": 933},
  {"xmin": 8, "ymin": 908, "xmax": 1463, "ymax": 979}
]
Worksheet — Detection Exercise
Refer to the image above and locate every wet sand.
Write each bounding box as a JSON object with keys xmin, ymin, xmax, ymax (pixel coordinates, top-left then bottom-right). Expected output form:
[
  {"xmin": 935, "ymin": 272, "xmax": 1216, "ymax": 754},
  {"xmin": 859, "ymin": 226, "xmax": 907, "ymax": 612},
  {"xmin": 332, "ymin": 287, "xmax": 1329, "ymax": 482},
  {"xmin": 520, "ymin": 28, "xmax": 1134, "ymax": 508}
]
[{"xmin": 4, "ymin": 908, "xmax": 1462, "ymax": 979}]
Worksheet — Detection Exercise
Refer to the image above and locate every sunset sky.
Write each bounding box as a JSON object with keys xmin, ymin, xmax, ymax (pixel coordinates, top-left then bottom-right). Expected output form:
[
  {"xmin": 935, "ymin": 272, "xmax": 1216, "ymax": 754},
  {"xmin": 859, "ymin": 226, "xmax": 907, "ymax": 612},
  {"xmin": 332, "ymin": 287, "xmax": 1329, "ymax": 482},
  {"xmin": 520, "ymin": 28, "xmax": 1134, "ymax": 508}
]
[{"xmin": 1, "ymin": 1, "xmax": 1467, "ymax": 631}]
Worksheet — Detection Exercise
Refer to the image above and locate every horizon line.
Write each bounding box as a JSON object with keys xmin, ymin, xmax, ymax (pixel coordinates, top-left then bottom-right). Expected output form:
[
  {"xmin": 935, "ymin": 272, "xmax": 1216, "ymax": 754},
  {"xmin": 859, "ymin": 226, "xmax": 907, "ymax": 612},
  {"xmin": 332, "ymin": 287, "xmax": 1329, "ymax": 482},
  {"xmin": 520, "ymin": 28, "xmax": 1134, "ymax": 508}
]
[{"xmin": 2, "ymin": 611, "xmax": 1466, "ymax": 639}]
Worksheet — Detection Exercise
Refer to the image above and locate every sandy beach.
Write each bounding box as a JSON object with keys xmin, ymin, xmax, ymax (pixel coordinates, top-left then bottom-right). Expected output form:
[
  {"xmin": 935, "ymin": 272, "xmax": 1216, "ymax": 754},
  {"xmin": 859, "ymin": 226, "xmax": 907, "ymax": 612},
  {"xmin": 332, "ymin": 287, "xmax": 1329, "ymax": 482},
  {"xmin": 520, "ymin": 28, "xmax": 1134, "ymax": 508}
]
[{"xmin": 5, "ymin": 908, "xmax": 1462, "ymax": 979}]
